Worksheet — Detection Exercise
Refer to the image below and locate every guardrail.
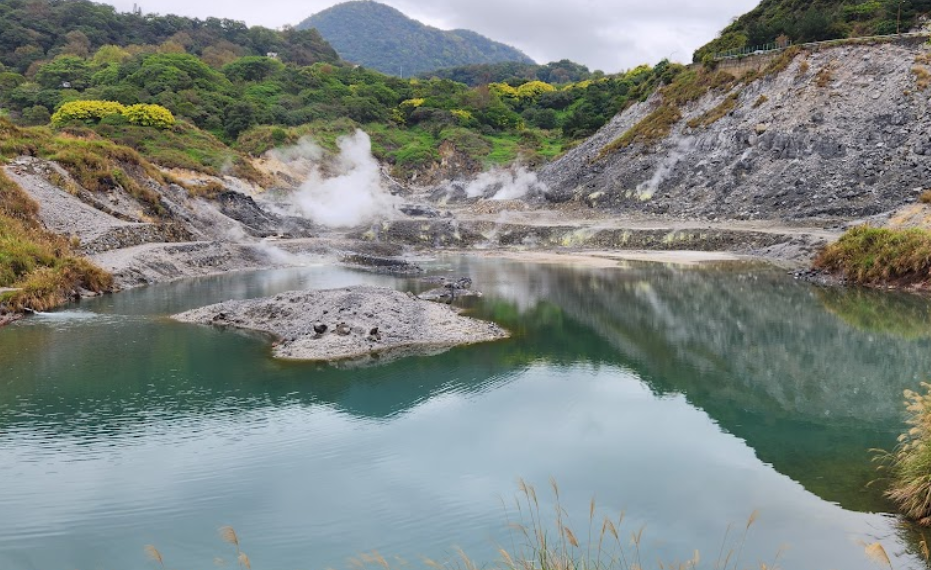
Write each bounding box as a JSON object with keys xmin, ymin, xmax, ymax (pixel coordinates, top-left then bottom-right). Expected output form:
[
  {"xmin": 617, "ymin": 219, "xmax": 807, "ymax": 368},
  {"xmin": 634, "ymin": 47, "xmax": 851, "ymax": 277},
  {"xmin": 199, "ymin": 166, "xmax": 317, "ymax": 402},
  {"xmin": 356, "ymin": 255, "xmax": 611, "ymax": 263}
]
[{"xmin": 712, "ymin": 30, "xmax": 931, "ymax": 61}]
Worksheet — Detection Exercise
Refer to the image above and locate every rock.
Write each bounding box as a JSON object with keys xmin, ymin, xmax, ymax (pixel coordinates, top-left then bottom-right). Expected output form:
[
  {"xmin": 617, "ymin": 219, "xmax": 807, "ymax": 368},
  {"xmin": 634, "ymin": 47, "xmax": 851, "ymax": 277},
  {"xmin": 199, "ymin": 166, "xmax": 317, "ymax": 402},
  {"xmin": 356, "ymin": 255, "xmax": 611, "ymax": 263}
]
[
  {"xmin": 536, "ymin": 43, "xmax": 931, "ymax": 221},
  {"xmin": 314, "ymin": 322, "xmax": 328, "ymax": 334},
  {"xmin": 399, "ymin": 204, "xmax": 441, "ymax": 218},
  {"xmin": 172, "ymin": 286, "xmax": 509, "ymax": 364}
]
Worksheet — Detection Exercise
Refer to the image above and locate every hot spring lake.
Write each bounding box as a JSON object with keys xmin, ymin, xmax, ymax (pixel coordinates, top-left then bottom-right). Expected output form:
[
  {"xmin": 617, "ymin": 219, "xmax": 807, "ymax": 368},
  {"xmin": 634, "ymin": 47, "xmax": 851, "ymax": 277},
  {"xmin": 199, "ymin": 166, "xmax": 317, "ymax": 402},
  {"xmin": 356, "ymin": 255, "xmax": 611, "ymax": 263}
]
[{"xmin": 4, "ymin": 256, "xmax": 931, "ymax": 570}]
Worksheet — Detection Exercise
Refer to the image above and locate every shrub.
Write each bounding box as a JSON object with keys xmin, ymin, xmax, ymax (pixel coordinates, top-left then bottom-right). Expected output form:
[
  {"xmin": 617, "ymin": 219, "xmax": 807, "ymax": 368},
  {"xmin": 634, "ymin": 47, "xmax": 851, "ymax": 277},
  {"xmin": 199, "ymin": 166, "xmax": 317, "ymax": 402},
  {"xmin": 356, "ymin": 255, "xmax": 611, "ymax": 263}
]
[
  {"xmin": 122, "ymin": 104, "xmax": 175, "ymax": 129},
  {"xmin": 516, "ymin": 80, "xmax": 556, "ymax": 100},
  {"xmin": 51, "ymin": 100, "xmax": 125, "ymax": 126},
  {"xmin": 50, "ymin": 101, "xmax": 174, "ymax": 129},
  {"xmin": 20, "ymin": 105, "xmax": 51, "ymax": 126}
]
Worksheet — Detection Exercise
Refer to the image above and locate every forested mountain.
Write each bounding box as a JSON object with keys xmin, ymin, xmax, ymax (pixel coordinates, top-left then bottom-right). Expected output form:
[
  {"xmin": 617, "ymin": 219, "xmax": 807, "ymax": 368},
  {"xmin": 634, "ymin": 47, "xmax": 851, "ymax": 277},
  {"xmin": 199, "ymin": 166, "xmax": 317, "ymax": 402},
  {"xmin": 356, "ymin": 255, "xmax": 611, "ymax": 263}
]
[
  {"xmin": 0, "ymin": 0, "xmax": 670, "ymax": 184},
  {"xmin": 420, "ymin": 60, "xmax": 593, "ymax": 87},
  {"xmin": 296, "ymin": 1, "xmax": 534, "ymax": 76},
  {"xmin": 695, "ymin": 0, "xmax": 931, "ymax": 61},
  {"xmin": 0, "ymin": 0, "xmax": 339, "ymax": 73}
]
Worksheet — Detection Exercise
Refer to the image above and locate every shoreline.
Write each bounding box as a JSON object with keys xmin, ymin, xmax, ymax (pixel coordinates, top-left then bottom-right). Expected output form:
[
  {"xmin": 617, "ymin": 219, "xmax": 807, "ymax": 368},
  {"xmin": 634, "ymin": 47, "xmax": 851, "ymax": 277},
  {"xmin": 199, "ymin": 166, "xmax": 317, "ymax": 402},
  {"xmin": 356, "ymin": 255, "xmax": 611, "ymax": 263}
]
[{"xmin": 466, "ymin": 248, "xmax": 748, "ymax": 268}]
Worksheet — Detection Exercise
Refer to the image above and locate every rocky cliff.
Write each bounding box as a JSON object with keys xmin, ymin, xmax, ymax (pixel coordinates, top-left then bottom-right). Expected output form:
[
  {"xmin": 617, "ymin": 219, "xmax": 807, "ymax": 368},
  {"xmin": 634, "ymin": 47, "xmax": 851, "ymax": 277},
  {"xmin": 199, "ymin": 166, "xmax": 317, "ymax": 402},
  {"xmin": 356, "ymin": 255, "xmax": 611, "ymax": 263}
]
[{"xmin": 540, "ymin": 40, "xmax": 931, "ymax": 221}]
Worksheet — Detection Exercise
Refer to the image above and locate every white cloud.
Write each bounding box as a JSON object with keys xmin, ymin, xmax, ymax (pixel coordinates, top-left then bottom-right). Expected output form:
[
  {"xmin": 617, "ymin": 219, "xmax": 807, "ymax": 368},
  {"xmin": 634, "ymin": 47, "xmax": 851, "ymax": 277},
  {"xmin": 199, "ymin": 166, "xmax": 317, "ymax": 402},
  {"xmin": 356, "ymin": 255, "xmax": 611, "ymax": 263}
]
[{"xmin": 102, "ymin": 0, "xmax": 759, "ymax": 71}]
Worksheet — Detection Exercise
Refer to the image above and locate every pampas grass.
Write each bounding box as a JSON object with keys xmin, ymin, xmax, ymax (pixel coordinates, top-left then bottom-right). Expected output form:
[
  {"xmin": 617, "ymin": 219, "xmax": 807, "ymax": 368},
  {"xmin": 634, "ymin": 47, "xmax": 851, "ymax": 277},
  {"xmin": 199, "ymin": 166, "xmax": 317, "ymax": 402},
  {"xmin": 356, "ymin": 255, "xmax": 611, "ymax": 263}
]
[
  {"xmin": 140, "ymin": 482, "xmax": 906, "ymax": 570},
  {"xmin": 876, "ymin": 383, "xmax": 931, "ymax": 526}
]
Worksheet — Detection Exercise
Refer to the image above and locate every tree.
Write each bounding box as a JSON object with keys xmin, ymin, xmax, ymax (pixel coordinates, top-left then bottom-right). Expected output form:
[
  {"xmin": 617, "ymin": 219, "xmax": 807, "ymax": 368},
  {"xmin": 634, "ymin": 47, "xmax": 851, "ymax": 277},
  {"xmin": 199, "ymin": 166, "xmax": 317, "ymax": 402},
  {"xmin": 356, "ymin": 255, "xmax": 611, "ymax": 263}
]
[
  {"xmin": 35, "ymin": 55, "xmax": 91, "ymax": 90},
  {"xmin": 222, "ymin": 56, "xmax": 284, "ymax": 83},
  {"xmin": 224, "ymin": 100, "xmax": 257, "ymax": 139}
]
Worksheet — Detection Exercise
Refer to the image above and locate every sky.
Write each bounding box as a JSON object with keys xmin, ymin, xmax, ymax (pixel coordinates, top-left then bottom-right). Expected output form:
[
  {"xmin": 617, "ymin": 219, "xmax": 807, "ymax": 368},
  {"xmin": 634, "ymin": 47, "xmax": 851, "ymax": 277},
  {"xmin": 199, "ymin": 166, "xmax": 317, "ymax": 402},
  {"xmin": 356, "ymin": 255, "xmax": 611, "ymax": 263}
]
[{"xmin": 102, "ymin": 0, "xmax": 761, "ymax": 71}]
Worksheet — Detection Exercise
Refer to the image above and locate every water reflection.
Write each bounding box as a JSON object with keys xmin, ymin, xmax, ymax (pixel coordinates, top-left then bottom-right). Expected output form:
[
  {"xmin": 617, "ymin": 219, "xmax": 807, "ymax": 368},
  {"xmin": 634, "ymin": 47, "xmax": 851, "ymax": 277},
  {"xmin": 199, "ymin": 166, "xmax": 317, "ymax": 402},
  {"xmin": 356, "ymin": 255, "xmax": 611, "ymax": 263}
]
[{"xmin": 2, "ymin": 258, "xmax": 931, "ymax": 569}]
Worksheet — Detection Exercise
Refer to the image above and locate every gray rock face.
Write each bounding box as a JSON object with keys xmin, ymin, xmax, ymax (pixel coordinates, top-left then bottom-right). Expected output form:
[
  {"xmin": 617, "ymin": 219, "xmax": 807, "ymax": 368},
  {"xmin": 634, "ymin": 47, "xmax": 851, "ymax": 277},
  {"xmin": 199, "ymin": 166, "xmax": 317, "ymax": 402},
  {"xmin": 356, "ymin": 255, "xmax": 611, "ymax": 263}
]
[{"xmin": 539, "ymin": 43, "xmax": 931, "ymax": 220}]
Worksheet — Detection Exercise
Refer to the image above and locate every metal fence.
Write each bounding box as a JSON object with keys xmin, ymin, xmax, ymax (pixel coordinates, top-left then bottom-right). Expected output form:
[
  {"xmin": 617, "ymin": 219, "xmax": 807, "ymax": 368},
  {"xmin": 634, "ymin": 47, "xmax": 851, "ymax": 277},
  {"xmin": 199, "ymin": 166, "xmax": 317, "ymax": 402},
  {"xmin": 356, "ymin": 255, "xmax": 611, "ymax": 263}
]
[{"xmin": 712, "ymin": 30, "xmax": 931, "ymax": 61}]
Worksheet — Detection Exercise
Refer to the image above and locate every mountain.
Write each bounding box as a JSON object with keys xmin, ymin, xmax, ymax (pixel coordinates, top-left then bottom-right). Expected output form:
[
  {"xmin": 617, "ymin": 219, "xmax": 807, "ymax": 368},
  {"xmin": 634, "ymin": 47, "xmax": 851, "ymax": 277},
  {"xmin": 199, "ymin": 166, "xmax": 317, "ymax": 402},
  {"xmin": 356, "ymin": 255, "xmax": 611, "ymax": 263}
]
[
  {"xmin": 296, "ymin": 1, "xmax": 535, "ymax": 76},
  {"xmin": 0, "ymin": 0, "xmax": 339, "ymax": 72},
  {"xmin": 694, "ymin": 0, "xmax": 931, "ymax": 62}
]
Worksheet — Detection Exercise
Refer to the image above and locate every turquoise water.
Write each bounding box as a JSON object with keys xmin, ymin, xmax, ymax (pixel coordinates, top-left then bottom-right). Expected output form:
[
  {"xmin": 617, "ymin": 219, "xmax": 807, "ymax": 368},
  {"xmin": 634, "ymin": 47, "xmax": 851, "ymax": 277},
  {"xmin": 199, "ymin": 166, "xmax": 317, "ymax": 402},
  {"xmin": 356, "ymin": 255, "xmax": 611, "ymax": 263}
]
[{"xmin": 2, "ymin": 257, "xmax": 931, "ymax": 569}]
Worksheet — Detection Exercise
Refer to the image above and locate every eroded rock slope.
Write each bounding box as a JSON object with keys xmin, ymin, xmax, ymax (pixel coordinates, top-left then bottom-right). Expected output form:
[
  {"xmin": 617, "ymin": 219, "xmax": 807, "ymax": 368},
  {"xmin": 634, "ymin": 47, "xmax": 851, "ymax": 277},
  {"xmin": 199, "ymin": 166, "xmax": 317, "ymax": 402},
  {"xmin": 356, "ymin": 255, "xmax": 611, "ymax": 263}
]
[{"xmin": 541, "ymin": 41, "xmax": 931, "ymax": 221}]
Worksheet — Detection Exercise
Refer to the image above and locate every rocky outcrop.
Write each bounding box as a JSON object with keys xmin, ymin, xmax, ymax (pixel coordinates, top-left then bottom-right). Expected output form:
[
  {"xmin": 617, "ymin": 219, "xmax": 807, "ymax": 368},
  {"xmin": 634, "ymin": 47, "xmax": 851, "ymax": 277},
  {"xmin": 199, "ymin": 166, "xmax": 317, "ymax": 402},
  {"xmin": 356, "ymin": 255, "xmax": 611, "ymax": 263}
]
[
  {"xmin": 540, "ymin": 42, "xmax": 931, "ymax": 221},
  {"xmin": 173, "ymin": 285, "xmax": 509, "ymax": 363}
]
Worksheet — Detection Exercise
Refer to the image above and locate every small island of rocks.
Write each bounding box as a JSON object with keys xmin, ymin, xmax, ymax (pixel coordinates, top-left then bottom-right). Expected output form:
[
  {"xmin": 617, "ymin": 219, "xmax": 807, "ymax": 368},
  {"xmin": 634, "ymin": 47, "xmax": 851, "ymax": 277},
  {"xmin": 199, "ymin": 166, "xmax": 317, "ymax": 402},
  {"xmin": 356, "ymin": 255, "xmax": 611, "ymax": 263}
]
[{"xmin": 172, "ymin": 285, "xmax": 509, "ymax": 364}]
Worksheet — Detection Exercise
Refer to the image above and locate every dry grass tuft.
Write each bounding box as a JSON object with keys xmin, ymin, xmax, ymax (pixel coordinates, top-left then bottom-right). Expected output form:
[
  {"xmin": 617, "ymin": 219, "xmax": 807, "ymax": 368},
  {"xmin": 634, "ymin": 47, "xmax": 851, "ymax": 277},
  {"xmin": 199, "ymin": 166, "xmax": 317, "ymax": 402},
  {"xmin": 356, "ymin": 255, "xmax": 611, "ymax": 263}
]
[
  {"xmin": 687, "ymin": 92, "xmax": 740, "ymax": 129},
  {"xmin": 816, "ymin": 65, "xmax": 834, "ymax": 88},
  {"xmin": 914, "ymin": 66, "xmax": 931, "ymax": 92},
  {"xmin": 797, "ymin": 59, "xmax": 810, "ymax": 77},
  {"xmin": 752, "ymin": 95, "xmax": 768, "ymax": 109}
]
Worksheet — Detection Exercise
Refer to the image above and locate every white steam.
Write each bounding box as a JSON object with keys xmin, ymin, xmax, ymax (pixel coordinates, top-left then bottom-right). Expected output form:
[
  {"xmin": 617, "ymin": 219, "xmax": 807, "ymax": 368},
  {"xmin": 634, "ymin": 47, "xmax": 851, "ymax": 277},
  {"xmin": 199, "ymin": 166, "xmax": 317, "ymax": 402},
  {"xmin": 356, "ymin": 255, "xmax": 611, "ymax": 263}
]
[
  {"xmin": 465, "ymin": 166, "xmax": 547, "ymax": 201},
  {"xmin": 289, "ymin": 130, "xmax": 400, "ymax": 228},
  {"xmin": 636, "ymin": 139, "xmax": 693, "ymax": 200}
]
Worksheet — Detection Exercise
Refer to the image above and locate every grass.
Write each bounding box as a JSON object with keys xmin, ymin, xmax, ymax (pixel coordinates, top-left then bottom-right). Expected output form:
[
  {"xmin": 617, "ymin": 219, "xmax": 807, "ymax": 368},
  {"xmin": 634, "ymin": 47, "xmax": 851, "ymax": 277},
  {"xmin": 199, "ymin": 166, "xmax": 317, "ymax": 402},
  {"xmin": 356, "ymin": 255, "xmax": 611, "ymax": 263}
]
[
  {"xmin": 0, "ymin": 118, "xmax": 168, "ymax": 216},
  {"xmin": 140, "ymin": 481, "xmax": 788, "ymax": 570},
  {"xmin": 752, "ymin": 95, "xmax": 769, "ymax": 108},
  {"xmin": 0, "ymin": 169, "xmax": 112, "ymax": 313},
  {"xmin": 136, "ymin": 478, "xmax": 922, "ymax": 569},
  {"xmin": 96, "ymin": 120, "xmax": 268, "ymax": 186},
  {"xmin": 814, "ymin": 225, "xmax": 931, "ymax": 286},
  {"xmin": 876, "ymin": 383, "xmax": 931, "ymax": 528}
]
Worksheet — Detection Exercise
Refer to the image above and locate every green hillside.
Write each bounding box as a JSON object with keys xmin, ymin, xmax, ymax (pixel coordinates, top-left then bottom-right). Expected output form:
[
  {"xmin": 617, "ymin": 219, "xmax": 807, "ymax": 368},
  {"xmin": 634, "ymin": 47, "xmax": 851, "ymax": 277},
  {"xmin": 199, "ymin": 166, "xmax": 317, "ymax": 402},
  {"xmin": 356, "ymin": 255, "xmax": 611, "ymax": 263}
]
[
  {"xmin": 695, "ymin": 0, "xmax": 931, "ymax": 61},
  {"xmin": 420, "ymin": 60, "xmax": 593, "ymax": 87},
  {"xmin": 296, "ymin": 1, "xmax": 534, "ymax": 76}
]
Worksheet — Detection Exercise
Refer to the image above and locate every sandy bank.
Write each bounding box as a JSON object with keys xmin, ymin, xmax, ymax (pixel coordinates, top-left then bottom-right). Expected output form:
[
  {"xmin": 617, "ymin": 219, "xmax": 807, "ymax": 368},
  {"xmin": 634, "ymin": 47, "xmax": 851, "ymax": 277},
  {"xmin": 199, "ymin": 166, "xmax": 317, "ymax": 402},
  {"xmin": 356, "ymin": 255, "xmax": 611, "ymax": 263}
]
[
  {"xmin": 470, "ymin": 249, "xmax": 745, "ymax": 268},
  {"xmin": 173, "ymin": 285, "xmax": 508, "ymax": 364}
]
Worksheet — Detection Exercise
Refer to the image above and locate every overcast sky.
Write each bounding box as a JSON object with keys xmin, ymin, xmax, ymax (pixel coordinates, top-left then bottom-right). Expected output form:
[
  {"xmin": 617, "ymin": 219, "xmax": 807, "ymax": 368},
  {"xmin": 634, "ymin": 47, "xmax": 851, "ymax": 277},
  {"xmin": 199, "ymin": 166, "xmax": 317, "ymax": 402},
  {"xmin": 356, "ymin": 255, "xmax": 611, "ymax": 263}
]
[{"xmin": 102, "ymin": 0, "xmax": 760, "ymax": 71}]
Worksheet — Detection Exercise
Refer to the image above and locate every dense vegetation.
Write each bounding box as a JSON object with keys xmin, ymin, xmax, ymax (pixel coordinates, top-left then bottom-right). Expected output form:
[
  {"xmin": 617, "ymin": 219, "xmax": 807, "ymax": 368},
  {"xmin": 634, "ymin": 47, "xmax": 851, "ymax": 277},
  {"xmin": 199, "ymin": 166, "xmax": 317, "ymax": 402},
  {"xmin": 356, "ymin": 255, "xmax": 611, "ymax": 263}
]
[
  {"xmin": 296, "ymin": 1, "xmax": 534, "ymax": 77},
  {"xmin": 694, "ymin": 0, "xmax": 931, "ymax": 62},
  {"xmin": 420, "ymin": 60, "xmax": 594, "ymax": 87},
  {"xmin": 0, "ymin": 0, "xmax": 673, "ymax": 179}
]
